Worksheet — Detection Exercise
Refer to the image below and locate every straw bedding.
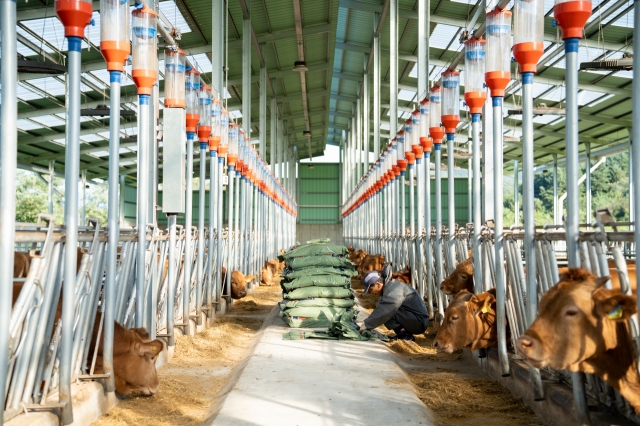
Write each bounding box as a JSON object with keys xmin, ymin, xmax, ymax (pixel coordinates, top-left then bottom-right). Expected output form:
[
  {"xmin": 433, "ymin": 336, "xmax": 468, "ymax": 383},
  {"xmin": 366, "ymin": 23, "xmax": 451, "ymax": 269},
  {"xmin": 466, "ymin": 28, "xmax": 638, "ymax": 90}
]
[{"xmin": 410, "ymin": 368, "xmax": 544, "ymax": 426}]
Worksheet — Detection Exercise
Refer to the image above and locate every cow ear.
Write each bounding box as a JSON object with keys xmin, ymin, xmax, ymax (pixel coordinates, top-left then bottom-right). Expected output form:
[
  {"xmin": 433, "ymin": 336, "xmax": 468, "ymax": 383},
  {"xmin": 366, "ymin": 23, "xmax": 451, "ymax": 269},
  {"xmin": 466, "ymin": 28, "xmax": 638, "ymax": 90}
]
[
  {"xmin": 467, "ymin": 293, "xmax": 493, "ymax": 316},
  {"xmin": 594, "ymin": 290, "xmax": 637, "ymax": 321},
  {"xmin": 131, "ymin": 327, "xmax": 151, "ymax": 341},
  {"xmin": 245, "ymin": 274, "xmax": 254, "ymax": 282},
  {"xmin": 136, "ymin": 339, "xmax": 164, "ymax": 357},
  {"xmin": 594, "ymin": 275, "xmax": 611, "ymax": 289}
]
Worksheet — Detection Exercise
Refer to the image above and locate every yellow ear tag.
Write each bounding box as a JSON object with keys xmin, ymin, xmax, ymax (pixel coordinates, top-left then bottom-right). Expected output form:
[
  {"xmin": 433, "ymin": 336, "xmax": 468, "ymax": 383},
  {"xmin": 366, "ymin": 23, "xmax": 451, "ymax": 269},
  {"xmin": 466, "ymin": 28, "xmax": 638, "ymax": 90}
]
[
  {"xmin": 481, "ymin": 305, "xmax": 491, "ymax": 314},
  {"xmin": 151, "ymin": 345, "xmax": 157, "ymax": 351},
  {"xmin": 608, "ymin": 306, "xmax": 623, "ymax": 320}
]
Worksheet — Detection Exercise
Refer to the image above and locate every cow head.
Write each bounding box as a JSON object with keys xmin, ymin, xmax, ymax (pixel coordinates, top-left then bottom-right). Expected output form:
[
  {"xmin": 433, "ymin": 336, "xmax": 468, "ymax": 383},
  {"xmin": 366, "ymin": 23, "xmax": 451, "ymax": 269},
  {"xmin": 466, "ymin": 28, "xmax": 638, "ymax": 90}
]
[
  {"xmin": 440, "ymin": 257, "xmax": 474, "ymax": 295},
  {"xmin": 110, "ymin": 324, "xmax": 164, "ymax": 396},
  {"xmin": 434, "ymin": 289, "xmax": 497, "ymax": 353},
  {"xmin": 230, "ymin": 270, "xmax": 253, "ymax": 299},
  {"xmin": 347, "ymin": 246, "xmax": 355, "ymax": 253},
  {"xmin": 517, "ymin": 268, "xmax": 637, "ymax": 371}
]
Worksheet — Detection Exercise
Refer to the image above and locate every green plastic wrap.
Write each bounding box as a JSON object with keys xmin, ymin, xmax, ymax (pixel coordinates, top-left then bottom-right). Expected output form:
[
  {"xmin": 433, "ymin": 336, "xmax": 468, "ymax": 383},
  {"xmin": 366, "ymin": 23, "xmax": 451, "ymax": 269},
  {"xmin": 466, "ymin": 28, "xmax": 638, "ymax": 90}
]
[
  {"xmin": 278, "ymin": 243, "xmax": 348, "ymax": 261},
  {"xmin": 283, "ymin": 287, "xmax": 354, "ymax": 300},
  {"xmin": 286, "ymin": 256, "xmax": 354, "ymax": 270},
  {"xmin": 280, "ymin": 298, "xmax": 356, "ymax": 309},
  {"xmin": 281, "ymin": 274, "xmax": 352, "ymax": 291},
  {"xmin": 283, "ymin": 266, "xmax": 357, "ymax": 279}
]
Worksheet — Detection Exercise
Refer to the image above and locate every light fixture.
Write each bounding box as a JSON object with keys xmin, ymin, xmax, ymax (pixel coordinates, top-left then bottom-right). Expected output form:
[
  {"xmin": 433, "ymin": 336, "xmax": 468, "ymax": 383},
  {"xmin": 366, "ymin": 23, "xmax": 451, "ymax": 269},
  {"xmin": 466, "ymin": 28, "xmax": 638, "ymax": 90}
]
[
  {"xmin": 293, "ymin": 61, "xmax": 308, "ymax": 72},
  {"xmin": 17, "ymin": 57, "xmax": 67, "ymax": 75},
  {"xmin": 307, "ymin": 163, "xmax": 314, "ymax": 169},
  {"xmin": 580, "ymin": 56, "xmax": 632, "ymax": 71},
  {"xmin": 80, "ymin": 104, "xmax": 136, "ymax": 117},
  {"xmin": 302, "ymin": 130, "xmax": 311, "ymax": 137}
]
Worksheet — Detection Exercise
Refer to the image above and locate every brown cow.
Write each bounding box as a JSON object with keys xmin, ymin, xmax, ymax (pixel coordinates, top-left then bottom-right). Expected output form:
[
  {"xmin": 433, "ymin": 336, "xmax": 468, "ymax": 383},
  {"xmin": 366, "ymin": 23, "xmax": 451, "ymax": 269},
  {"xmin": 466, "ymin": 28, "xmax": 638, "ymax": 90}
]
[
  {"xmin": 13, "ymin": 251, "xmax": 165, "ymax": 397},
  {"xmin": 349, "ymin": 249, "xmax": 367, "ymax": 268},
  {"xmin": 261, "ymin": 260, "xmax": 278, "ymax": 286},
  {"xmin": 13, "ymin": 252, "xmax": 30, "ymax": 278},
  {"xmin": 91, "ymin": 312, "xmax": 164, "ymax": 396},
  {"xmin": 433, "ymin": 288, "xmax": 498, "ymax": 353},
  {"xmin": 221, "ymin": 268, "xmax": 253, "ymax": 299},
  {"xmin": 440, "ymin": 257, "xmax": 474, "ymax": 295},
  {"xmin": 358, "ymin": 254, "xmax": 385, "ymax": 278},
  {"xmin": 517, "ymin": 268, "xmax": 640, "ymax": 413},
  {"xmin": 392, "ymin": 268, "xmax": 412, "ymax": 285}
]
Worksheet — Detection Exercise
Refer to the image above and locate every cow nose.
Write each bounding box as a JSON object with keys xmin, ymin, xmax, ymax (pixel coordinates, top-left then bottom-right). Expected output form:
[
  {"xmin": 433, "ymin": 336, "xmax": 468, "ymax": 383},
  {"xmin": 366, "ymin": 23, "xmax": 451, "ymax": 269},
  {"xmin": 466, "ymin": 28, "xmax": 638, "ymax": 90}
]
[{"xmin": 433, "ymin": 340, "xmax": 439, "ymax": 348}]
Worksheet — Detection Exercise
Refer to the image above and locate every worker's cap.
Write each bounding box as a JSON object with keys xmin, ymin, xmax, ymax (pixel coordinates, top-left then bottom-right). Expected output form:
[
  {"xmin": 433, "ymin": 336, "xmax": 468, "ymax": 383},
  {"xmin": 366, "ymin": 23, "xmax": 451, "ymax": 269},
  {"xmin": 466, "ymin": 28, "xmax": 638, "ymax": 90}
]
[
  {"xmin": 381, "ymin": 263, "xmax": 392, "ymax": 285},
  {"xmin": 363, "ymin": 271, "xmax": 381, "ymax": 294}
]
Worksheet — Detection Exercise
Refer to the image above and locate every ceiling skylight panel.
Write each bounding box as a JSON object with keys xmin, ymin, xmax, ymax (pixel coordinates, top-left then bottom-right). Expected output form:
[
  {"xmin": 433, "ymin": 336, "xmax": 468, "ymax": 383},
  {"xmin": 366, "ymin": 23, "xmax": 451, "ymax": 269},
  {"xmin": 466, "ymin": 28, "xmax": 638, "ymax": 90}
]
[
  {"xmin": 80, "ymin": 134, "xmax": 105, "ymax": 142},
  {"xmin": 158, "ymin": 0, "xmax": 192, "ymax": 34},
  {"xmin": 533, "ymin": 114, "xmax": 561, "ymax": 124},
  {"xmin": 409, "ymin": 64, "xmax": 417, "ymax": 78},
  {"xmin": 544, "ymin": 0, "xmax": 555, "ymax": 14},
  {"xmin": 20, "ymin": 17, "xmax": 90, "ymax": 52},
  {"xmin": 229, "ymin": 110, "xmax": 243, "ymax": 119},
  {"xmin": 84, "ymin": 12, "xmax": 101, "ymax": 46},
  {"xmin": 532, "ymin": 82, "xmax": 554, "ymax": 98},
  {"xmin": 16, "ymin": 84, "xmax": 41, "ymax": 101},
  {"xmin": 187, "ymin": 53, "xmax": 213, "ymax": 74},
  {"xmin": 585, "ymin": 93, "xmax": 614, "ymax": 106},
  {"xmin": 17, "ymin": 42, "xmax": 36, "ymax": 57},
  {"xmin": 91, "ymin": 151, "xmax": 110, "ymax": 157},
  {"xmin": 17, "ymin": 119, "xmax": 43, "ymax": 131},
  {"xmin": 601, "ymin": 7, "xmax": 634, "ymax": 28},
  {"xmin": 577, "ymin": 90, "xmax": 608, "ymax": 106},
  {"xmin": 398, "ymin": 89, "xmax": 417, "ymax": 102},
  {"xmin": 29, "ymin": 76, "xmax": 66, "ymax": 96},
  {"xmin": 30, "ymin": 115, "xmax": 65, "ymax": 127},
  {"xmin": 430, "ymin": 24, "xmax": 462, "ymax": 51},
  {"xmin": 538, "ymin": 86, "xmax": 566, "ymax": 103}
]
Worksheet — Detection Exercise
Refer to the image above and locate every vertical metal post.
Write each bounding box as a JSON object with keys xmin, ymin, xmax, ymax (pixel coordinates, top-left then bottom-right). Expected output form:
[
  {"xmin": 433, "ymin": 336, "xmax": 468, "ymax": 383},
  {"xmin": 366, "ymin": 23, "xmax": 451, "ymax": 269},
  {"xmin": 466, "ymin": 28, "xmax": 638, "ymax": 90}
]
[
  {"xmin": 167, "ymin": 215, "xmax": 176, "ymax": 346},
  {"xmin": 271, "ymin": 98, "xmax": 277, "ymax": 169},
  {"xmin": 373, "ymin": 12, "xmax": 380, "ymax": 160},
  {"xmin": 364, "ymin": 66, "xmax": 370, "ymax": 172},
  {"xmin": 514, "ymin": 160, "xmax": 519, "ymax": 226},
  {"xmin": 260, "ymin": 44, "xmax": 267, "ymax": 160},
  {"xmin": 0, "ymin": 1, "xmax": 18, "ymax": 418},
  {"xmin": 104, "ymin": 70, "xmax": 122, "ymax": 392},
  {"xmin": 553, "ymin": 154, "xmax": 559, "ymax": 224},
  {"xmin": 447, "ymin": 134, "xmax": 456, "ymax": 270},
  {"xmin": 434, "ymin": 144, "xmax": 444, "ymax": 320},
  {"xmin": 471, "ymin": 114, "xmax": 482, "ymax": 290},
  {"xmin": 390, "ymin": 0, "xmax": 397, "ymax": 137},
  {"xmin": 492, "ymin": 96, "xmax": 509, "ymax": 376},
  {"xmin": 564, "ymin": 38, "xmax": 580, "ymax": 268},
  {"xmin": 212, "ymin": 0, "xmax": 224, "ymax": 93},
  {"xmin": 49, "ymin": 160, "xmax": 55, "ymax": 214},
  {"xmin": 81, "ymin": 170, "xmax": 87, "ymax": 227},
  {"xmin": 585, "ymin": 143, "xmax": 591, "ymax": 223},
  {"xmin": 184, "ymin": 133, "xmax": 194, "ymax": 322},
  {"xmin": 60, "ymin": 35, "xmax": 83, "ymax": 423},
  {"xmin": 356, "ymin": 98, "xmax": 362, "ymax": 182},
  {"xmin": 197, "ymin": 140, "xmax": 206, "ymax": 319},
  {"xmin": 227, "ymin": 163, "xmax": 235, "ymax": 293},
  {"xmin": 208, "ymin": 150, "xmax": 216, "ymax": 310},
  {"xmin": 522, "ymin": 72, "xmax": 544, "ymax": 399},
  {"xmin": 150, "ymin": 84, "xmax": 158, "ymax": 226},
  {"xmin": 631, "ymin": 0, "xmax": 640, "ymax": 386},
  {"xmin": 242, "ymin": 1, "xmax": 251, "ymax": 138},
  {"xmin": 216, "ymin": 154, "xmax": 224, "ymax": 304},
  {"xmin": 136, "ymin": 93, "xmax": 150, "ymax": 329},
  {"xmin": 119, "ymin": 174, "xmax": 125, "ymax": 226}
]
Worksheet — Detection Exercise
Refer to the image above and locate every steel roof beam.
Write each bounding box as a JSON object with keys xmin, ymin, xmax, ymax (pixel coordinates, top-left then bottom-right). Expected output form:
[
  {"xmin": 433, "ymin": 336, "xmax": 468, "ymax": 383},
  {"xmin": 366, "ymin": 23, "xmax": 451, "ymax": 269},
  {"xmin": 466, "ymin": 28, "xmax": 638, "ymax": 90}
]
[
  {"xmin": 18, "ymin": 122, "xmax": 137, "ymax": 146},
  {"xmin": 20, "ymin": 140, "xmax": 138, "ymax": 164}
]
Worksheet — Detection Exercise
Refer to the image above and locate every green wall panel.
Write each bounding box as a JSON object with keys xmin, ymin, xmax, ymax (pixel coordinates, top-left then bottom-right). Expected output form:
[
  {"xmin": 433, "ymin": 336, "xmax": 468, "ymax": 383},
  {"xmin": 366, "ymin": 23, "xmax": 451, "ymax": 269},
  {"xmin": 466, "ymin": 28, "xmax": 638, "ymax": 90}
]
[{"xmin": 299, "ymin": 163, "xmax": 340, "ymax": 225}]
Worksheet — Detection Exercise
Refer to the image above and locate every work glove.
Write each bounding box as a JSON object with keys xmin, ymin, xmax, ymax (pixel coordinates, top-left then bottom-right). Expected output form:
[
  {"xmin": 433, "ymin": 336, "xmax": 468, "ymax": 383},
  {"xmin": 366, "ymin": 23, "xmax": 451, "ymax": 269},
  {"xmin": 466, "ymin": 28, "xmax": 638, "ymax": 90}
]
[{"xmin": 359, "ymin": 324, "xmax": 367, "ymax": 334}]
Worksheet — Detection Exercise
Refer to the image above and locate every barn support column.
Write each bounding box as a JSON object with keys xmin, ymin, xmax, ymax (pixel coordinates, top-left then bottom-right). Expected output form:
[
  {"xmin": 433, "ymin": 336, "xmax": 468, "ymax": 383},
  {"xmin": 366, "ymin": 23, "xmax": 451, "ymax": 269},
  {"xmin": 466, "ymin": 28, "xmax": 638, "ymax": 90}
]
[
  {"xmin": 585, "ymin": 143, "xmax": 592, "ymax": 223},
  {"xmin": 373, "ymin": 12, "xmax": 381, "ymax": 160},
  {"xmin": 632, "ymin": 0, "xmax": 640, "ymax": 363},
  {"xmin": 260, "ymin": 43, "xmax": 267, "ymax": 160},
  {"xmin": 553, "ymin": 154, "xmax": 559, "ymax": 225},
  {"xmin": 0, "ymin": 0, "xmax": 19, "ymax": 418},
  {"xmin": 514, "ymin": 160, "xmax": 519, "ymax": 226},
  {"xmin": 364, "ymin": 61, "xmax": 370, "ymax": 173}
]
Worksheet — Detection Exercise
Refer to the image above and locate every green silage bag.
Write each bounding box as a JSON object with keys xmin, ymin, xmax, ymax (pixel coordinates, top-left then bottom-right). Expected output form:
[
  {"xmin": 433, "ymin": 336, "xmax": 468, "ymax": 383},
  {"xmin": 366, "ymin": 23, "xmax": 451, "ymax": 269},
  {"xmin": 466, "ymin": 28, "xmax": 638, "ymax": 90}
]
[
  {"xmin": 279, "ymin": 243, "xmax": 348, "ymax": 261},
  {"xmin": 280, "ymin": 298, "xmax": 356, "ymax": 309},
  {"xmin": 283, "ymin": 266, "xmax": 357, "ymax": 279},
  {"xmin": 281, "ymin": 306, "xmax": 347, "ymax": 318},
  {"xmin": 281, "ymin": 274, "xmax": 352, "ymax": 291},
  {"xmin": 282, "ymin": 316, "xmax": 335, "ymax": 328},
  {"xmin": 283, "ymin": 286, "xmax": 353, "ymax": 300},
  {"xmin": 286, "ymin": 256, "xmax": 354, "ymax": 270}
]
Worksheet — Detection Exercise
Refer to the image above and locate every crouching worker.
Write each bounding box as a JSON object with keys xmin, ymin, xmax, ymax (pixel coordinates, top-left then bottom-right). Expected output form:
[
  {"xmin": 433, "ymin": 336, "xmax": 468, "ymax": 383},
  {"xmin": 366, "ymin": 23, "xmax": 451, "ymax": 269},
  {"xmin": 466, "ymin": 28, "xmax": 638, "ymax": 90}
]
[{"xmin": 359, "ymin": 268, "xmax": 429, "ymax": 341}]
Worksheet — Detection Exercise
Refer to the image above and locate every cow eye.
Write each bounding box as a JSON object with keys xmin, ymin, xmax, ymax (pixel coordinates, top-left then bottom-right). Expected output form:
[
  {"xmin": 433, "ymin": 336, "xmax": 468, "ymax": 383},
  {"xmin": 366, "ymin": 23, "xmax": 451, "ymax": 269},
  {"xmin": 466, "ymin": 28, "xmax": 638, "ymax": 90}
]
[
  {"xmin": 451, "ymin": 314, "xmax": 459, "ymax": 321},
  {"xmin": 564, "ymin": 308, "xmax": 578, "ymax": 317},
  {"xmin": 460, "ymin": 274, "xmax": 467, "ymax": 280}
]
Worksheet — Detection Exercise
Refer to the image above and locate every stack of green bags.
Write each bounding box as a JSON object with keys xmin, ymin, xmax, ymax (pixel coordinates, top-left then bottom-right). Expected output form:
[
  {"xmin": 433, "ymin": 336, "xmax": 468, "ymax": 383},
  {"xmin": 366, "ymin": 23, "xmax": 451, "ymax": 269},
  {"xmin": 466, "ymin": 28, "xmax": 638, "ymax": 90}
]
[{"xmin": 278, "ymin": 243, "xmax": 357, "ymax": 328}]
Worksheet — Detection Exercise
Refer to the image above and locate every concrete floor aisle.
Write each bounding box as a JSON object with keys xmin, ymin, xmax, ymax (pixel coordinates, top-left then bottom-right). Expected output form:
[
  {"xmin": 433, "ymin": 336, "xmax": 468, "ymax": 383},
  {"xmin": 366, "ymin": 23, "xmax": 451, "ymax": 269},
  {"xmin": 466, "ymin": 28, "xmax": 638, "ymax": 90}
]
[{"xmin": 205, "ymin": 309, "xmax": 435, "ymax": 426}]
